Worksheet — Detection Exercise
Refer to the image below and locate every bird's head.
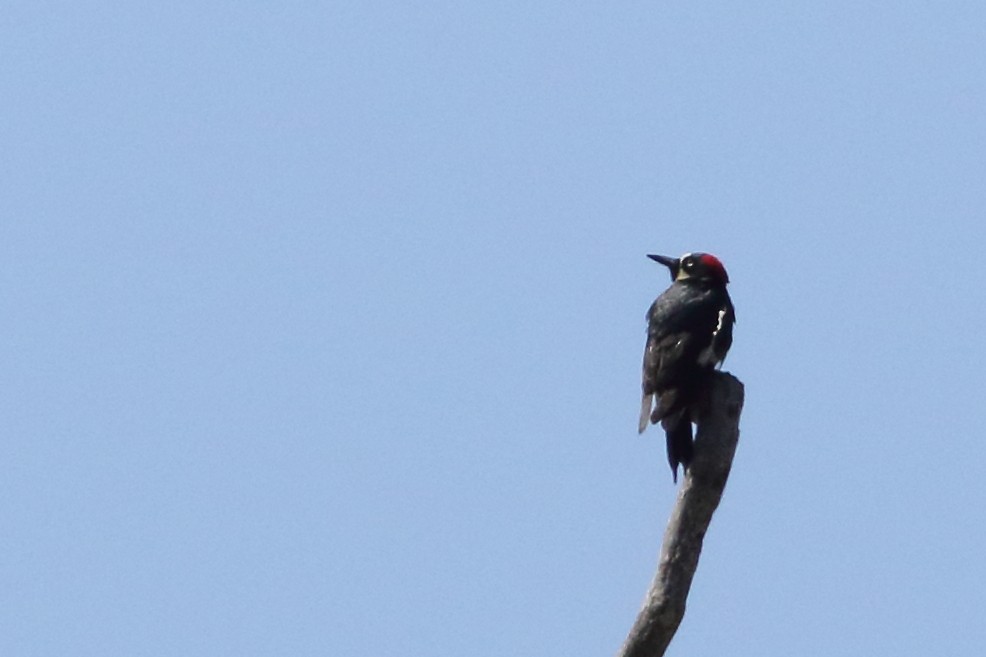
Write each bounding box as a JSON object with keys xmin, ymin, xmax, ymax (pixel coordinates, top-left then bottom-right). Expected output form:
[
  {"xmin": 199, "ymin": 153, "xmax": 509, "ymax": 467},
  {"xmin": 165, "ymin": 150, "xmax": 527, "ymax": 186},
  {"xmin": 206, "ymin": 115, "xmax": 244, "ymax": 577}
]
[{"xmin": 648, "ymin": 252, "xmax": 729, "ymax": 285}]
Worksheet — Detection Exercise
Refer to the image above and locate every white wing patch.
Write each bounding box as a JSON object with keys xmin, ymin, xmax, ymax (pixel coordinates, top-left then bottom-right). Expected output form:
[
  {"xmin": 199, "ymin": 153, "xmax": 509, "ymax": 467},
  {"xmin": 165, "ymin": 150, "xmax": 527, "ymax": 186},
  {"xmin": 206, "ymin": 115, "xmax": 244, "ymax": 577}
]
[
  {"xmin": 713, "ymin": 309, "xmax": 726, "ymax": 337},
  {"xmin": 698, "ymin": 309, "xmax": 728, "ymax": 367}
]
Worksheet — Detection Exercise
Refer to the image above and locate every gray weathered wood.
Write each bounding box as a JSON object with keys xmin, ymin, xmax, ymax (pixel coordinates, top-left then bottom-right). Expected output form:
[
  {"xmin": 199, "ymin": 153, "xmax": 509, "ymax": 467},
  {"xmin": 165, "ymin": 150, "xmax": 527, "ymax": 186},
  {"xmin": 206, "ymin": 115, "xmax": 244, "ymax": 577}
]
[{"xmin": 617, "ymin": 372, "xmax": 745, "ymax": 657}]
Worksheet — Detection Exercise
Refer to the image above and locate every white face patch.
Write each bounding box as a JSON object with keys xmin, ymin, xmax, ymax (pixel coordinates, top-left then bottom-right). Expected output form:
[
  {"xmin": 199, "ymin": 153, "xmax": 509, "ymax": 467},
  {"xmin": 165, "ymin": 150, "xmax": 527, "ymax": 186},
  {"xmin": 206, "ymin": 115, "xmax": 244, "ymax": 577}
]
[{"xmin": 675, "ymin": 253, "xmax": 694, "ymax": 281}]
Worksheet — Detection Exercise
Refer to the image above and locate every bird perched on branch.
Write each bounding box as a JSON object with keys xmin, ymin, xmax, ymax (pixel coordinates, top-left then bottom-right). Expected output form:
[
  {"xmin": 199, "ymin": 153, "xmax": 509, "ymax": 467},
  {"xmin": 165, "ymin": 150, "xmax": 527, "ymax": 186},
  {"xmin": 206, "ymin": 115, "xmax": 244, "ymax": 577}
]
[{"xmin": 639, "ymin": 252, "xmax": 735, "ymax": 482}]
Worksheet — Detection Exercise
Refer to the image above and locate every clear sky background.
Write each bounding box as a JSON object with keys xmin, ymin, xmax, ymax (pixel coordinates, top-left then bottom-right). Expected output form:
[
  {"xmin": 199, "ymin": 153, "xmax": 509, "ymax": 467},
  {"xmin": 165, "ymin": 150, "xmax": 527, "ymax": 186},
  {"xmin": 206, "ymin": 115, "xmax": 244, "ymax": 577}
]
[{"xmin": 2, "ymin": 2, "xmax": 985, "ymax": 655}]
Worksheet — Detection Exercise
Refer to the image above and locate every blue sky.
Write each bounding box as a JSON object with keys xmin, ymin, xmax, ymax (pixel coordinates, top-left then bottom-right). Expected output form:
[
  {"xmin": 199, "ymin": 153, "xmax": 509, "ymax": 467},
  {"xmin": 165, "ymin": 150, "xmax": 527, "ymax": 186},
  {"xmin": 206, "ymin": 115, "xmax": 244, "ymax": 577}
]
[{"xmin": 2, "ymin": 2, "xmax": 985, "ymax": 655}]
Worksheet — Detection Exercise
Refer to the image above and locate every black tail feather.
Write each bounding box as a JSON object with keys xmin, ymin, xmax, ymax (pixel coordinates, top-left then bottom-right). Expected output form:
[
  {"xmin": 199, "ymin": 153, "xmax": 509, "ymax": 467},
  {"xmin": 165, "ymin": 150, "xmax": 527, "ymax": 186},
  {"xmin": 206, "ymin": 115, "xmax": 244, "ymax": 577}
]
[{"xmin": 661, "ymin": 409, "xmax": 694, "ymax": 482}]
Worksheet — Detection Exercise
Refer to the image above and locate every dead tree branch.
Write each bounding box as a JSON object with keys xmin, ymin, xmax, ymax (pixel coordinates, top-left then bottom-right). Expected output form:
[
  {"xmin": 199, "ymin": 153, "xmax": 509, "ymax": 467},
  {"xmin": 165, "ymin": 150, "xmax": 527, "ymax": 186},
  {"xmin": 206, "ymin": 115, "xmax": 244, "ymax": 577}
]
[{"xmin": 617, "ymin": 371, "xmax": 745, "ymax": 657}]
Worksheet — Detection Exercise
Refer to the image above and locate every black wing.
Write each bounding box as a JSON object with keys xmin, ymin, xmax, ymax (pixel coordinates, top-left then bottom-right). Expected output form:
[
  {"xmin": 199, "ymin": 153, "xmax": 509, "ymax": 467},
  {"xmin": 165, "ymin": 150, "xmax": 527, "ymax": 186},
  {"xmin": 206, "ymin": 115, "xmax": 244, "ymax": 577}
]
[{"xmin": 639, "ymin": 285, "xmax": 733, "ymax": 432}]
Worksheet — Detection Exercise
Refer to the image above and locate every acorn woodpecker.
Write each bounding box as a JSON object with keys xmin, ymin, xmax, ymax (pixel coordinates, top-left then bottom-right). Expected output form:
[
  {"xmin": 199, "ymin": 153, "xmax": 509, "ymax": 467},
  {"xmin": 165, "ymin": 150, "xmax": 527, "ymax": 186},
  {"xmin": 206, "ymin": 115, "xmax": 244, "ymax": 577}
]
[{"xmin": 639, "ymin": 252, "xmax": 735, "ymax": 482}]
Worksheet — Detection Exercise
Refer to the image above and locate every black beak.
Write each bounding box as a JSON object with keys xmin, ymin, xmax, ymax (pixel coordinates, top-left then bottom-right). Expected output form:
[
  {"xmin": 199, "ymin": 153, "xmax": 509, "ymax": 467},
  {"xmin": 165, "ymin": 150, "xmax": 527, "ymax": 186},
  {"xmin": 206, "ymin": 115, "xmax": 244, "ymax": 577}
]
[
  {"xmin": 647, "ymin": 254, "xmax": 677, "ymax": 268},
  {"xmin": 647, "ymin": 254, "xmax": 679, "ymax": 282}
]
